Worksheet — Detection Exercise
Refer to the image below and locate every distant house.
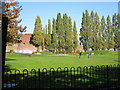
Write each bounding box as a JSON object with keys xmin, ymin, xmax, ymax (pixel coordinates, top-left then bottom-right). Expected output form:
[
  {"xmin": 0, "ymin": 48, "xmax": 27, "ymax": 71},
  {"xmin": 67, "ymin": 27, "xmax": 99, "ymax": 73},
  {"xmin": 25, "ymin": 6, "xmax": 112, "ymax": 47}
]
[
  {"xmin": 6, "ymin": 34, "xmax": 42, "ymax": 54},
  {"xmin": 75, "ymin": 45, "xmax": 83, "ymax": 51},
  {"xmin": 6, "ymin": 34, "xmax": 83, "ymax": 54}
]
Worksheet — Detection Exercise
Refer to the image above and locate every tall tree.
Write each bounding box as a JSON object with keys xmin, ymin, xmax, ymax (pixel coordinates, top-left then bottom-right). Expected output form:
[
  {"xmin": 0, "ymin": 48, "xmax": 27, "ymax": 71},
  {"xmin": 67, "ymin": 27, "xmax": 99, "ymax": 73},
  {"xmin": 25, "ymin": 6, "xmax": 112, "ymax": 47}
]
[
  {"xmin": 51, "ymin": 18, "xmax": 57, "ymax": 51},
  {"xmin": 56, "ymin": 13, "xmax": 64, "ymax": 52},
  {"xmin": 90, "ymin": 11, "xmax": 95, "ymax": 50},
  {"xmin": 106, "ymin": 15, "xmax": 114, "ymax": 50},
  {"xmin": 100, "ymin": 16, "xmax": 107, "ymax": 50},
  {"xmin": 80, "ymin": 10, "xmax": 91, "ymax": 51},
  {"xmin": 63, "ymin": 13, "xmax": 68, "ymax": 52},
  {"xmin": 32, "ymin": 16, "xmax": 43, "ymax": 52},
  {"xmin": 66, "ymin": 16, "xmax": 73, "ymax": 53},
  {"xmin": 93, "ymin": 12, "xmax": 100, "ymax": 50},
  {"xmin": 112, "ymin": 13, "xmax": 119, "ymax": 51},
  {"xmin": 46, "ymin": 19, "xmax": 51, "ymax": 50},
  {"xmin": 44, "ymin": 25, "xmax": 48, "ymax": 50},
  {"xmin": 80, "ymin": 12, "xmax": 87, "ymax": 51},
  {"xmin": 4, "ymin": 1, "xmax": 25, "ymax": 43},
  {"xmin": 73, "ymin": 21, "xmax": 78, "ymax": 52},
  {"xmin": 117, "ymin": 14, "xmax": 120, "ymax": 50}
]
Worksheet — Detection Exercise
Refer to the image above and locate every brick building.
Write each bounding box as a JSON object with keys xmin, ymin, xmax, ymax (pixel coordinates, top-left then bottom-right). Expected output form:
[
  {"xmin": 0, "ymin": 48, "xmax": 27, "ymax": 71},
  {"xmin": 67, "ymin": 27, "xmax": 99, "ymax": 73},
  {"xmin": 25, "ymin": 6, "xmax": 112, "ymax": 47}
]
[
  {"xmin": 6, "ymin": 34, "xmax": 83, "ymax": 53},
  {"xmin": 6, "ymin": 34, "xmax": 39, "ymax": 53}
]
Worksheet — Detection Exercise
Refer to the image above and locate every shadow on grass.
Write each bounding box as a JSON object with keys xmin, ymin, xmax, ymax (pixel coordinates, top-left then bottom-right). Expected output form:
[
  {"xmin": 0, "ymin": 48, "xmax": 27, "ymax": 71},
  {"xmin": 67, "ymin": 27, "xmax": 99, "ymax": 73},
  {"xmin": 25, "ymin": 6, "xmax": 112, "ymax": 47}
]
[
  {"xmin": 113, "ymin": 60, "xmax": 120, "ymax": 62},
  {"xmin": 19, "ymin": 53, "xmax": 33, "ymax": 57},
  {"xmin": 5, "ymin": 58, "xmax": 16, "ymax": 61},
  {"xmin": 3, "ymin": 65, "xmax": 120, "ymax": 89}
]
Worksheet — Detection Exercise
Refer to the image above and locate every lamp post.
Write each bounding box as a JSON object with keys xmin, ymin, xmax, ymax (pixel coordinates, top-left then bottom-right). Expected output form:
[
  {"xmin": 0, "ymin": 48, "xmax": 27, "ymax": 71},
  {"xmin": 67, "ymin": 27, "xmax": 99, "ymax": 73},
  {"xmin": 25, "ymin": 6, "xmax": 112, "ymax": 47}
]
[
  {"xmin": 85, "ymin": 40, "xmax": 90, "ymax": 59},
  {"xmin": 80, "ymin": 37, "xmax": 90, "ymax": 59}
]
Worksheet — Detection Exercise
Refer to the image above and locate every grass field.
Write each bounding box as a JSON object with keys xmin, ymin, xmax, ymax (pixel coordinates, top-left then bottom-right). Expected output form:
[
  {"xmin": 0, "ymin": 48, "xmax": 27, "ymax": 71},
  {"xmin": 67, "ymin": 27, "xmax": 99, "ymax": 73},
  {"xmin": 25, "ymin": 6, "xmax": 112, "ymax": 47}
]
[{"xmin": 5, "ymin": 50, "xmax": 118, "ymax": 71}]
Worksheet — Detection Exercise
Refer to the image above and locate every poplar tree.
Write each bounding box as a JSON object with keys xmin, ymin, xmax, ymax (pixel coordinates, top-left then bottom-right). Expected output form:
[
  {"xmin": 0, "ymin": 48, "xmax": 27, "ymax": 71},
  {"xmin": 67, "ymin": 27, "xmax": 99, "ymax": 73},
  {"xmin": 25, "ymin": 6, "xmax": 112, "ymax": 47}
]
[
  {"xmin": 117, "ymin": 14, "xmax": 120, "ymax": 50},
  {"xmin": 63, "ymin": 13, "xmax": 68, "ymax": 52},
  {"xmin": 44, "ymin": 25, "xmax": 48, "ymax": 50},
  {"xmin": 56, "ymin": 13, "xmax": 63, "ymax": 52},
  {"xmin": 60, "ymin": 16, "xmax": 65, "ymax": 51},
  {"xmin": 93, "ymin": 12, "xmax": 100, "ymax": 50},
  {"xmin": 52, "ymin": 18, "xmax": 57, "ymax": 51},
  {"xmin": 73, "ymin": 21, "xmax": 78, "ymax": 52},
  {"xmin": 32, "ymin": 16, "xmax": 43, "ymax": 52},
  {"xmin": 100, "ymin": 16, "xmax": 107, "ymax": 50},
  {"xmin": 80, "ymin": 10, "xmax": 91, "ymax": 51},
  {"xmin": 80, "ymin": 12, "xmax": 87, "ymax": 51},
  {"xmin": 66, "ymin": 17, "xmax": 73, "ymax": 53},
  {"xmin": 90, "ymin": 11, "xmax": 95, "ymax": 50},
  {"xmin": 46, "ymin": 19, "xmax": 51, "ymax": 50},
  {"xmin": 106, "ymin": 15, "xmax": 114, "ymax": 50},
  {"xmin": 112, "ymin": 13, "xmax": 118, "ymax": 51}
]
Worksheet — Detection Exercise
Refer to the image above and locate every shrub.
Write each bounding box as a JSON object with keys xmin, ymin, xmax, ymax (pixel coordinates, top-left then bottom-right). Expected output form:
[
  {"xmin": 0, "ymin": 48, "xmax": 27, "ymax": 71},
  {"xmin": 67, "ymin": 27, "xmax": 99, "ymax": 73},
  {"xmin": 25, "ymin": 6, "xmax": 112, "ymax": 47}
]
[
  {"xmin": 9, "ymin": 50, "xmax": 15, "ymax": 53},
  {"xmin": 76, "ymin": 50, "xmax": 80, "ymax": 53},
  {"xmin": 82, "ymin": 50, "xmax": 118, "ymax": 55},
  {"xmin": 40, "ymin": 51, "xmax": 54, "ymax": 55}
]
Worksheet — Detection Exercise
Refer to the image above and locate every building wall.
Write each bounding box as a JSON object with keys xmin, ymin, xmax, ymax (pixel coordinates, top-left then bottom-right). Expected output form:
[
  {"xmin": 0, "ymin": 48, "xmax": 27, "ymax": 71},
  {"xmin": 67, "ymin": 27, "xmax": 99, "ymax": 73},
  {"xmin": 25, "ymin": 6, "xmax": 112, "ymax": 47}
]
[
  {"xmin": 6, "ymin": 34, "xmax": 83, "ymax": 53},
  {"xmin": 6, "ymin": 34, "xmax": 39, "ymax": 53}
]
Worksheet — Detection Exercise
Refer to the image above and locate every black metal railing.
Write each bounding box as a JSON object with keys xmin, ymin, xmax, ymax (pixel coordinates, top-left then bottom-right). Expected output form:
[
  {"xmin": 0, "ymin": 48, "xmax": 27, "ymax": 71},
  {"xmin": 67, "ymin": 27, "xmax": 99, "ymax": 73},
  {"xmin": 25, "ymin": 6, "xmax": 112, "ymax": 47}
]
[{"xmin": 3, "ymin": 64, "xmax": 120, "ymax": 89}]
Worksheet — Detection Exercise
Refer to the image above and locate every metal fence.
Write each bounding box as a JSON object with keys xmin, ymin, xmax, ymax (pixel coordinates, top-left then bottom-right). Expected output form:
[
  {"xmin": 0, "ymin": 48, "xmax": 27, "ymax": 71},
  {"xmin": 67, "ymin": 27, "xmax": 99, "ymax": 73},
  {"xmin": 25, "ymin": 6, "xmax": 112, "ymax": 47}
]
[{"xmin": 3, "ymin": 64, "xmax": 120, "ymax": 89}]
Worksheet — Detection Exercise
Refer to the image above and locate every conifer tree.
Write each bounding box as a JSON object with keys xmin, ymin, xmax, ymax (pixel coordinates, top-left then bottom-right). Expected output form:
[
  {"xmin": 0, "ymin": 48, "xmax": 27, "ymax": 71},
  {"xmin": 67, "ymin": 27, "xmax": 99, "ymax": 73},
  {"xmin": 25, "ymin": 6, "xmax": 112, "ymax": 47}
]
[
  {"xmin": 73, "ymin": 21, "xmax": 78, "ymax": 52},
  {"xmin": 90, "ymin": 11, "xmax": 96, "ymax": 50},
  {"xmin": 32, "ymin": 16, "xmax": 43, "ymax": 52},
  {"xmin": 117, "ymin": 14, "xmax": 120, "ymax": 50},
  {"xmin": 93, "ymin": 12, "xmax": 100, "ymax": 50},
  {"xmin": 51, "ymin": 18, "xmax": 57, "ymax": 51},
  {"xmin": 47, "ymin": 19, "xmax": 51, "ymax": 50},
  {"xmin": 80, "ymin": 10, "xmax": 91, "ymax": 51},
  {"xmin": 112, "ymin": 13, "xmax": 118, "ymax": 51},
  {"xmin": 100, "ymin": 16, "xmax": 107, "ymax": 50},
  {"xmin": 66, "ymin": 17, "xmax": 73, "ymax": 53},
  {"xmin": 63, "ymin": 13, "xmax": 68, "ymax": 52},
  {"xmin": 80, "ymin": 12, "xmax": 87, "ymax": 51},
  {"xmin": 44, "ymin": 25, "xmax": 48, "ymax": 50},
  {"xmin": 106, "ymin": 15, "xmax": 114, "ymax": 50},
  {"xmin": 56, "ymin": 13, "xmax": 64, "ymax": 52}
]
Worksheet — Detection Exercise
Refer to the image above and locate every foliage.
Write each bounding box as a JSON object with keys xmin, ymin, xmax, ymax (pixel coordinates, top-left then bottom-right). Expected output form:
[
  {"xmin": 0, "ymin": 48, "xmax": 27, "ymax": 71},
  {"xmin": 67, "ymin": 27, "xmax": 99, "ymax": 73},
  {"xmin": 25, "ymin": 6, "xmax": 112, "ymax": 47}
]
[
  {"xmin": 80, "ymin": 10, "xmax": 119, "ymax": 51},
  {"xmin": 51, "ymin": 18, "xmax": 57, "ymax": 49},
  {"xmin": 46, "ymin": 19, "xmax": 51, "ymax": 49},
  {"xmin": 42, "ymin": 13, "xmax": 78, "ymax": 53},
  {"xmin": 32, "ymin": 16, "xmax": 43, "ymax": 52},
  {"xmin": 4, "ymin": 0, "xmax": 26, "ymax": 43},
  {"xmin": 73, "ymin": 21, "xmax": 78, "ymax": 52},
  {"xmin": 82, "ymin": 50, "xmax": 118, "ymax": 55}
]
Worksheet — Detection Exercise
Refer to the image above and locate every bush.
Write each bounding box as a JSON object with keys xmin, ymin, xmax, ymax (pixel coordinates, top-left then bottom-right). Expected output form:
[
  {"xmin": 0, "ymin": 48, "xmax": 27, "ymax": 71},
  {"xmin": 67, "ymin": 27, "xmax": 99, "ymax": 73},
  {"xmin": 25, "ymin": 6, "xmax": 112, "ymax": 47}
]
[
  {"xmin": 32, "ymin": 51, "xmax": 38, "ymax": 54},
  {"xmin": 40, "ymin": 51, "xmax": 54, "ymax": 55},
  {"xmin": 82, "ymin": 50, "xmax": 118, "ymax": 55},
  {"xmin": 9, "ymin": 50, "xmax": 15, "ymax": 53},
  {"xmin": 59, "ymin": 50, "xmax": 65, "ymax": 54},
  {"xmin": 76, "ymin": 50, "xmax": 80, "ymax": 53},
  {"xmin": 66, "ymin": 49, "xmax": 72, "ymax": 54}
]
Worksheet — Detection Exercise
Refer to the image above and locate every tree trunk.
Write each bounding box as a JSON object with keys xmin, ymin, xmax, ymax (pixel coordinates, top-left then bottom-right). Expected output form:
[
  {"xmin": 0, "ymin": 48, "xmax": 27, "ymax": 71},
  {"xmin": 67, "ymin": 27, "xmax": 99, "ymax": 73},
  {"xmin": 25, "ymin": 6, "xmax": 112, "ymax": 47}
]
[
  {"xmin": 36, "ymin": 46, "xmax": 39, "ymax": 52},
  {"xmin": 74, "ymin": 48, "xmax": 76, "ymax": 53},
  {"xmin": 107, "ymin": 48, "xmax": 110, "ymax": 50},
  {"xmin": 114, "ymin": 48, "xmax": 116, "ymax": 51}
]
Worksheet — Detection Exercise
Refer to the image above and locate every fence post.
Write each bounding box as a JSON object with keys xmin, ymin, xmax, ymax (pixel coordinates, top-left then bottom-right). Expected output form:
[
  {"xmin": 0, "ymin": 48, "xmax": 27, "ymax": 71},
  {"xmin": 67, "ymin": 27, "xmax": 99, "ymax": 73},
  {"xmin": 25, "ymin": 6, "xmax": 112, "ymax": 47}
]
[
  {"xmin": 38, "ymin": 69, "xmax": 40, "ymax": 88},
  {"xmin": 118, "ymin": 64, "xmax": 120, "ymax": 89},
  {"xmin": 106, "ymin": 65, "xmax": 109, "ymax": 89}
]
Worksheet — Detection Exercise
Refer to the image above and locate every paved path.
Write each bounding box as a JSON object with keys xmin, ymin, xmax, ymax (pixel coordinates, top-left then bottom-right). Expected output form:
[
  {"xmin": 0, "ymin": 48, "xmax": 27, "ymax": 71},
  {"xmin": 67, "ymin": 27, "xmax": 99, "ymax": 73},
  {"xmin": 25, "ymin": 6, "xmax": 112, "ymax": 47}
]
[{"xmin": 47, "ymin": 54, "xmax": 77, "ymax": 57}]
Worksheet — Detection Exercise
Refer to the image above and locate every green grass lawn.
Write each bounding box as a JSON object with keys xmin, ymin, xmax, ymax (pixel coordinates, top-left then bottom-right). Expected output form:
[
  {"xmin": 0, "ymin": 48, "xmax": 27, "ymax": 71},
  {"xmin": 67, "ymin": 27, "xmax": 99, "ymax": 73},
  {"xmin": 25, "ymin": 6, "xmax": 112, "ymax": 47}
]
[
  {"xmin": 4, "ymin": 51, "xmax": 119, "ymax": 88},
  {"xmin": 5, "ymin": 51, "xmax": 118, "ymax": 71}
]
